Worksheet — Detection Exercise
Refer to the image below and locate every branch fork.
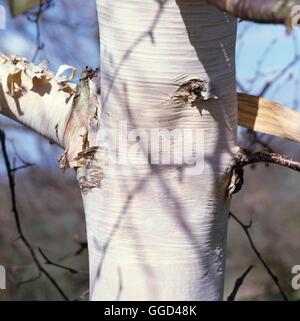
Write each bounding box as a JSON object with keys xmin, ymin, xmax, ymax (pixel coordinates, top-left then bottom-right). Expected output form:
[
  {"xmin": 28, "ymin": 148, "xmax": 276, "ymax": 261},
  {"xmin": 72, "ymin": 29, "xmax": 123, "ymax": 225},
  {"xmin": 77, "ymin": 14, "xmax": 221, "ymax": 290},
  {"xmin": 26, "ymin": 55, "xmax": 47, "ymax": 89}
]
[{"xmin": 226, "ymin": 147, "xmax": 300, "ymax": 198}]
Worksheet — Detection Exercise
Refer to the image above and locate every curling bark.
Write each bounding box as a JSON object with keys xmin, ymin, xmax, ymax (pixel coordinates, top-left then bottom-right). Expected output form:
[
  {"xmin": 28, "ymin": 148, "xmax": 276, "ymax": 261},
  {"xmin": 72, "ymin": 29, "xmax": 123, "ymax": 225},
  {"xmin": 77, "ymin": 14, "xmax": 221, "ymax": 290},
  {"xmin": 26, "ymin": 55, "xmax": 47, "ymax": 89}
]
[{"xmin": 0, "ymin": 55, "xmax": 76, "ymax": 147}]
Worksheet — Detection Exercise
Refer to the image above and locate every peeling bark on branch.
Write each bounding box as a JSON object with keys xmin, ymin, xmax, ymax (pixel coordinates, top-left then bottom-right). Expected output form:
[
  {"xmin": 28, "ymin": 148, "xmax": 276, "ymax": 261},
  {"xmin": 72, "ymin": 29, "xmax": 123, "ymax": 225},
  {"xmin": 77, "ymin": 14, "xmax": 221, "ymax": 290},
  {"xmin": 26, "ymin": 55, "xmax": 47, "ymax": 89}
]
[
  {"xmin": 0, "ymin": 55, "xmax": 103, "ymax": 192},
  {"xmin": 0, "ymin": 55, "xmax": 76, "ymax": 147}
]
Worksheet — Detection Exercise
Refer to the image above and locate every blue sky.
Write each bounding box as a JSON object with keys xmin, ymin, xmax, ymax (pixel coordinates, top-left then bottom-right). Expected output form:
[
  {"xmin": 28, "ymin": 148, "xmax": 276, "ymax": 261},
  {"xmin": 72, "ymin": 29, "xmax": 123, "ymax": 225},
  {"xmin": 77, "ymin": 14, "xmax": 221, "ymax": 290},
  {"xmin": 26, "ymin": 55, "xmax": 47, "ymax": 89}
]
[{"xmin": 237, "ymin": 22, "xmax": 300, "ymax": 108}]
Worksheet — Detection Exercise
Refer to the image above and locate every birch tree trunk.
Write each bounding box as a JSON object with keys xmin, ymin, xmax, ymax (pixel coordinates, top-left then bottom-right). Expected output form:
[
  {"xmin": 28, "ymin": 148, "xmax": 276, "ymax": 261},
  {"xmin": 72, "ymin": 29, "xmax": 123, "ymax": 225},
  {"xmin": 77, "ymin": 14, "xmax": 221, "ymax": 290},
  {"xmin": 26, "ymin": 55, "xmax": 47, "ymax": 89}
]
[
  {"xmin": 0, "ymin": 0, "xmax": 238, "ymax": 300},
  {"xmin": 88, "ymin": 0, "xmax": 237, "ymax": 300}
]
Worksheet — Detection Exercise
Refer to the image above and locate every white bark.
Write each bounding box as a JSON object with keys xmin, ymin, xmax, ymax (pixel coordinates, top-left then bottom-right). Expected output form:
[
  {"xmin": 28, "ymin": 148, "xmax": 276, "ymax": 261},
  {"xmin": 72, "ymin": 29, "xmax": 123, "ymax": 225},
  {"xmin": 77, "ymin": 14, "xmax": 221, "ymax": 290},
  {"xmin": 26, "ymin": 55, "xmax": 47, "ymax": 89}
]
[
  {"xmin": 83, "ymin": 0, "xmax": 238, "ymax": 300},
  {"xmin": 0, "ymin": 55, "xmax": 76, "ymax": 147},
  {"xmin": 0, "ymin": 0, "xmax": 238, "ymax": 301}
]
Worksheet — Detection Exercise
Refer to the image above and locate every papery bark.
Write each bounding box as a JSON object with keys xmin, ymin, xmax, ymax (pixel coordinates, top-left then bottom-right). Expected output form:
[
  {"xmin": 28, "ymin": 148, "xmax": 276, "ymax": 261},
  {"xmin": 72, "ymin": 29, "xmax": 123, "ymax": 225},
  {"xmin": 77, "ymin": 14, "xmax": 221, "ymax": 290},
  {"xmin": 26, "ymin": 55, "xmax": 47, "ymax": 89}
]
[
  {"xmin": 82, "ymin": 0, "xmax": 238, "ymax": 300},
  {"xmin": 0, "ymin": 0, "xmax": 240, "ymax": 301},
  {"xmin": 0, "ymin": 55, "xmax": 76, "ymax": 147}
]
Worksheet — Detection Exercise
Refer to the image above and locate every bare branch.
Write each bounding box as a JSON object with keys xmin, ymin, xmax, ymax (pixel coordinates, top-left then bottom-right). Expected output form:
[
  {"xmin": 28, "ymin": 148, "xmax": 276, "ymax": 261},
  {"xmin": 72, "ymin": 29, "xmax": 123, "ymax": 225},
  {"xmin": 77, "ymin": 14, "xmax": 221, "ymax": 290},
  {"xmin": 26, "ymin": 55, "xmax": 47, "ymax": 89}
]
[
  {"xmin": 229, "ymin": 212, "xmax": 288, "ymax": 301},
  {"xmin": 226, "ymin": 148, "xmax": 300, "ymax": 198},
  {"xmin": 25, "ymin": 0, "xmax": 54, "ymax": 62},
  {"xmin": 18, "ymin": 272, "xmax": 42, "ymax": 287},
  {"xmin": 0, "ymin": 129, "xmax": 69, "ymax": 300},
  {"xmin": 227, "ymin": 265, "xmax": 253, "ymax": 301},
  {"xmin": 38, "ymin": 248, "xmax": 79, "ymax": 274},
  {"xmin": 236, "ymin": 149, "xmax": 300, "ymax": 172}
]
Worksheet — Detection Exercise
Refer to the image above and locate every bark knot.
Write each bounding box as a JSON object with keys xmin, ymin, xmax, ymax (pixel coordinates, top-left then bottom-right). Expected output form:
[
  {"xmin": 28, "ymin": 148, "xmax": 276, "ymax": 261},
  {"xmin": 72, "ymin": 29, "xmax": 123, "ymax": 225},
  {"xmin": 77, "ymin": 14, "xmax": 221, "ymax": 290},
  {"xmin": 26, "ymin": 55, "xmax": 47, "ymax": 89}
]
[{"xmin": 172, "ymin": 79, "xmax": 218, "ymax": 104}]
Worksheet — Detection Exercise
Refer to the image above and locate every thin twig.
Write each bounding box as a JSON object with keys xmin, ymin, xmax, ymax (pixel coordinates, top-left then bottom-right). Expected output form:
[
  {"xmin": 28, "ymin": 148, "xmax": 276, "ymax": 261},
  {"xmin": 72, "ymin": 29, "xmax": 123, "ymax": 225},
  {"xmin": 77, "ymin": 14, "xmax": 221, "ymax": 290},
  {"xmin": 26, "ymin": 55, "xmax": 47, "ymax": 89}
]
[
  {"xmin": 229, "ymin": 212, "xmax": 288, "ymax": 301},
  {"xmin": 11, "ymin": 163, "xmax": 35, "ymax": 173},
  {"xmin": 227, "ymin": 265, "xmax": 253, "ymax": 301},
  {"xmin": 38, "ymin": 248, "xmax": 79, "ymax": 274},
  {"xmin": 74, "ymin": 241, "xmax": 88, "ymax": 256},
  {"xmin": 26, "ymin": 0, "xmax": 53, "ymax": 62},
  {"xmin": 18, "ymin": 272, "xmax": 42, "ymax": 287},
  {"xmin": 0, "ymin": 129, "xmax": 69, "ymax": 300},
  {"xmin": 58, "ymin": 240, "xmax": 87, "ymax": 261}
]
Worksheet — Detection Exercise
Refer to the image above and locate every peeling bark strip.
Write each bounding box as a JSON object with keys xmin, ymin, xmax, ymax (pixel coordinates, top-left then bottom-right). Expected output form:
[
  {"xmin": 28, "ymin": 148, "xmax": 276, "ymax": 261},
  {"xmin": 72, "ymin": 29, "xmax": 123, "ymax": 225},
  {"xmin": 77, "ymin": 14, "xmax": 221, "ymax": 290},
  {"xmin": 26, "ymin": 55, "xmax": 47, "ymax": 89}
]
[
  {"xmin": 0, "ymin": 55, "xmax": 102, "ymax": 193},
  {"xmin": 207, "ymin": 0, "xmax": 300, "ymax": 27},
  {"xmin": 77, "ymin": 165, "xmax": 104, "ymax": 194},
  {"xmin": 58, "ymin": 67, "xmax": 103, "ymax": 193},
  {"xmin": 226, "ymin": 159, "xmax": 245, "ymax": 199},
  {"xmin": 226, "ymin": 148, "xmax": 300, "ymax": 198},
  {"xmin": 0, "ymin": 55, "xmax": 75, "ymax": 98},
  {"xmin": 59, "ymin": 67, "xmax": 100, "ymax": 170}
]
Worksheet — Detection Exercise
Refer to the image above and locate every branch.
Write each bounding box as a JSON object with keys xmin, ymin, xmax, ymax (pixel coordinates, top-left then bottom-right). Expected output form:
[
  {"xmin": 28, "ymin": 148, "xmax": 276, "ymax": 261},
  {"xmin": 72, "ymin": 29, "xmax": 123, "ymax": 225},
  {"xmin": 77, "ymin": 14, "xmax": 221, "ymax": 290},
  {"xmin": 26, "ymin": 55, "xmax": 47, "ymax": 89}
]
[
  {"xmin": 227, "ymin": 265, "xmax": 253, "ymax": 301},
  {"xmin": 0, "ymin": 55, "xmax": 77, "ymax": 148},
  {"xmin": 57, "ymin": 240, "xmax": 88, "ymax": 262},
  {"xmin": 237, "ymin": 150, "xmax": 300, "ymax": 171},
  {"xmin": 25, "ymin": 0, "xmax": 54, "ymax": 62},
  {"xmin": 38, "ymin": 248, "xmax": 79, "ymax": 274},
  {"xmin": 0, "ymin": 55, "xmax": 102, "ymax": 173},
  {"xmin": 207, "ymin": 0, "xmax": 300, "ymax": 27},
  {"xmin": 0, "ymin": 129, "xmax": 69, "ymax": 300},
  {"xmin": 229, "ymin": 212, "xmax": 288, "ymax": 301},
  {"xmin": 226, "ymin": 148, "xmax": 300, "ymax": 198}
]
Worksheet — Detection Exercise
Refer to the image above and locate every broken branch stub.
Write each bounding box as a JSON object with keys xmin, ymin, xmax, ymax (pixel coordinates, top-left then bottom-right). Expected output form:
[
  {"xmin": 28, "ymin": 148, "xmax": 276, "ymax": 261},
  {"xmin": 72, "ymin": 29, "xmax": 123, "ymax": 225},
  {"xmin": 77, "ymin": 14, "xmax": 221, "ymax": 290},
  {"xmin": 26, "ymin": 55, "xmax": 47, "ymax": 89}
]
[{"xmin": 238, "ymin": 93, "xmax": 300, "ymax": 144}]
